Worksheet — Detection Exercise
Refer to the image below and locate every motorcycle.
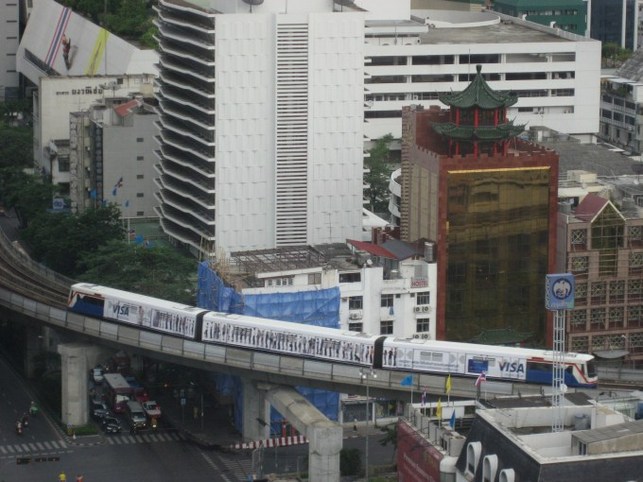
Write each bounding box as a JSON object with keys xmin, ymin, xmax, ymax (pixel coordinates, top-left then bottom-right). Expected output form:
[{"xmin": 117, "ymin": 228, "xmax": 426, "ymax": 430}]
[
  {"xmin": 29, "ymin": 401, "xmax": 39, "ymax": 417},
  {"xmin": 16, "ymin": 421, "xmax": 23, "ymax": 435},
  {"xmin": 21, "ymin": 413, "xmax": 29, "ymax": 427}
]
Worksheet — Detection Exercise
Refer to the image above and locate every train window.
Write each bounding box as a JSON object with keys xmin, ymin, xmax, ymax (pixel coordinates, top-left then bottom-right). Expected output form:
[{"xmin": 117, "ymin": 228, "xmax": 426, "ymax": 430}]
[{"xmin": 527, "ymin": 362, "xmax": 551, "ymax": 372}]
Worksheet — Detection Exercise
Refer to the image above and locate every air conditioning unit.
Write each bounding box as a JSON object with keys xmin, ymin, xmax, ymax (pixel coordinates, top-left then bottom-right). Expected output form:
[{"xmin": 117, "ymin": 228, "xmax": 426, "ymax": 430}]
[
  {"xmin": 421, "ymin": 334, "xmax": 430, "ymax": 339},
  {"xmin": 412, "ymin": 334, "xmax": 420, "ymax": 339},
  {"xmin": 349, "ymin": 311, "xmax": 363, "ymax": 320},
  {"xmin": 422, "ymin": 305, "xmax": 430, "ymax": 312},
  {"xmin": 414, "ymin": 306, "xmax": 421, "ymax": 313}
]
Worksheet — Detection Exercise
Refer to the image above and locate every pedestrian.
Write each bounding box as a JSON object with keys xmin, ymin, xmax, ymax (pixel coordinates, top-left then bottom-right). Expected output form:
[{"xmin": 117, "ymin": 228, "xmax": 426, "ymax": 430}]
[
  {"xmin": 76, "ymin": 473, "xmax": 84, "ymax": 482},
  {"xmin": 58, "ymin": 471, "xmax": 67, "ymax": 482}
]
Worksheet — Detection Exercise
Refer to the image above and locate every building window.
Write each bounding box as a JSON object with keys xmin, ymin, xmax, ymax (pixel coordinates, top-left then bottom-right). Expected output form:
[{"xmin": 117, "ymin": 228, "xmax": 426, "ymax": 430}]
[
  {"xmin": 381, "ymin": 294, "xmax": 394, "ymax": 308},
  {"xmin": 629, "ymin": 225, "xmax": 642, "ymax": 246},
  {"xmin": 571, "ymin": 229, "xmax": 587, "ymax": 249},
  {"xmin": 136, "ymin": 137, "xmax": 144, "ymax": 142},
  {"xmin": 339, "ymin": 272, "xmax": 361, "ymax": 283},
  {"xmin": 416, "ymin": 318, "xmax": 430, "ymax": 332},
  {"xmin": 628, "ymin": 279, "xmax": 642, "ymax": 301},
  {"xmin": 570, "ymin": 335, "xmax": 589, "ymax": 353},
  {"xmin": 349, "ymin": 296, "xmax": 363, "ymax": 310},
  {"xmin": 136, "ymin": 211, "xmax": 144, "ymax": 216},
  {"xmin": 570, "ymin": 310, "xmax": 587, "ymax": 331},
  {"xmin": 590, "ymin": 308, "xmax": 606, "ymax": 330},
  {"xmin": 590, "ymin": 282, "xmax": 606, "ymax": 305},
  {"xmin": 417, "ymin": 291, "xmax": 431, "ymax": 305},
  {"xmin": 348, "ymin": 322, "xmax": 363, "ymax": 332},
  {"xmin": 136, "ymin": 193, "xmax": 144, "ymax": 198},
  {"xmin": 58, "ymin": 156, "xmax": 70, "ymax": 172},
  {"xmin": 630, "ymin": 252, "xmax": 643, "ymax": 275},
  {"xmin": 380, "ymin": 320, "xmax": 393, "ymax": 335},
  {"xmin": 571, "ymin": 256, "xmax": 588, "ymax": 274},
  {"xmin": 628, "ymin": 305, "xmax": 642, "ymax": 328},
  {"xmin": 308, "ymin": 273, "xmax": 321, "ymax": 285},
  {"xmin": 576, "ymin": 283, "xmax": 587, "ymax": 304},
  {"xmin": 136, "ymin": 174, "xmax": 144, "ymax": 180},
  {"xmin": 609, "ymin": 280, "xmax": 625, "ymax": 303},
  {"xmin": 136, "ymin": 156, "xmax": 144, "ymax": 161},
  {"xmin": 608, "ymin": 307, "xmax": 624, "ymax": 329}
]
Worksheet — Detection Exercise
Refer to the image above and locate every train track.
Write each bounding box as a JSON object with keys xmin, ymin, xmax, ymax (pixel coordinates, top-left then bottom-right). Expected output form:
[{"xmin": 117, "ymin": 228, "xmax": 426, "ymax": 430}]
[{"xmin": 0, "ymin": 228, "xmax": 70, "ymax": 309}]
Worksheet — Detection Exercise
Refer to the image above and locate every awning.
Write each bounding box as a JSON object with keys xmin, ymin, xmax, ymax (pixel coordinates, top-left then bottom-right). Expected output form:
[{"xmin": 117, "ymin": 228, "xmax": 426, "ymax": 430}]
[{"xmin": 593, "ymin": 350, "xmax": 629, "ymax": 359}]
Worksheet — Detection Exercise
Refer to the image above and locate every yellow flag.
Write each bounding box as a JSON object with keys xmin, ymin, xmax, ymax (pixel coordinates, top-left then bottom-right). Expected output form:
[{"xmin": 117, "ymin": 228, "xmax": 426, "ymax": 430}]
[
  {"xmin": 445, "ymin": 374, "xmax": 452, "ymax": 395},
  {"xmin": 436, "ymin": 398, "xmax": 442, "ymax": 419}
]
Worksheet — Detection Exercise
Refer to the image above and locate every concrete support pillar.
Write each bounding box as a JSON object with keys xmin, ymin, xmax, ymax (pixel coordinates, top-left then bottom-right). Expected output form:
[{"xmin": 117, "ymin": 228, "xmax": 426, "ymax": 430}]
[
  {"xmin": 57, "ymin": 343, "xmax": 105, "ymax": 427},
  {"xmin": 266, "ymin": 386, "xmax": 342, "ymax": 482},
  {"xmin": 242, "ymin": 379, "xmax": 269, "ymax": 441}
]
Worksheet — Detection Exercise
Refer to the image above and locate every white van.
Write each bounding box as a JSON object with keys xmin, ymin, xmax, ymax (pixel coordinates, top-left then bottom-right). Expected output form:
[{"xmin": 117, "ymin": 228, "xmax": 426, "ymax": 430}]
[{"xmin": 126, "ymin": 401, "xmax": 147, "ymax": 430}]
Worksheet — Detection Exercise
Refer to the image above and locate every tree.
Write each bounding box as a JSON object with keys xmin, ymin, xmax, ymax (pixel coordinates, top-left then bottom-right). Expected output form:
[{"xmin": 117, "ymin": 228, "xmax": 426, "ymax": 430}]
[
  {"xmin": 77, "ymin": 240, "xmax": 197, "ymax": 303},
  {"xmin": 602, "ymin": 42, "xmax": 632, "ymax": 68},
  {"xmin": 365, "ymin": 134, "xmax": 394, "ymax": 214},
  {"xmin": 21, "ymin": 205, "xmax": 124, "ymax": 276},
  {"xmin": 379, "ymin": 422, "xmax": 398, "ymax": 462},
  {"xmin": 0, "ymin": 168, "xmax": 58, "ymax": 224}
]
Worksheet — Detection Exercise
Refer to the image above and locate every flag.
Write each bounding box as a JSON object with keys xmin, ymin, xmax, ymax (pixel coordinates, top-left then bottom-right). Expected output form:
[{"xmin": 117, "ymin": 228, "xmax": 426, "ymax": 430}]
[
  {"xmin": 420, "ymin": 389, "xmax": 427, "ymax": 407},
  {"xmin": 445, "ymin": 374, "xmax": 452, "ymax": 395},
  {"xmin": 475, "ymin": 371, "xmax": 487, "ymax": 387},
  {"xmin": 449, "ymin": 410, "xmax": 456, "ymax": 429},
  {"xmin": 436, "ymin": 398, "xmax": 442, "ymax": 419},
  {"xmin": 112, "ymin": 176, "xmax": 124, "ymax": 196},
  {"xmin": 400, "ymin": 375, "xmax": 413, "ymax": 387}
]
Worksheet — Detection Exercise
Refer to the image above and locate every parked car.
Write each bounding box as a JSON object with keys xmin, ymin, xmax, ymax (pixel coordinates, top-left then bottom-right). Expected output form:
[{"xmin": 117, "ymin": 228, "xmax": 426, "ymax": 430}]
[
  {"xmin": 91, "ymin": 367, "xmax": 104, "ymax": 384},
  {"xmin": 101, "ymin": 415, "xmax": 121, "ymax": 434},
  {"xmin": 142, "ymin": 400, "xmax": 161, "ymax": 419},
  {"xmin": 90, "ymin": 399, "xmax": 110, "ymax": 420}
]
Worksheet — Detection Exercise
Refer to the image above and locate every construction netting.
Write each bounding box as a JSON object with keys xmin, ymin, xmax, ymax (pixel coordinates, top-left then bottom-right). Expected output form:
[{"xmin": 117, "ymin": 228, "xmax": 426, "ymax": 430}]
[{"xmin": 196, "ymin": 261, "xmax": 341, "ymax": 434}]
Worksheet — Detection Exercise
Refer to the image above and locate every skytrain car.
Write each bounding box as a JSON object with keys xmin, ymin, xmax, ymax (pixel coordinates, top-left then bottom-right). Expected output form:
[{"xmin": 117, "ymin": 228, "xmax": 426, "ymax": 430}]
[
  {"xmin": 378, "ymin": 337, "xmax": 597, "ymax": 388},
  {"xmin": 201, "ymin": 311, "xmax": 381, "ymax": 367},
  {"xmin": 68, "ymin": 283, "xmax": 208, "ymax": 339}
]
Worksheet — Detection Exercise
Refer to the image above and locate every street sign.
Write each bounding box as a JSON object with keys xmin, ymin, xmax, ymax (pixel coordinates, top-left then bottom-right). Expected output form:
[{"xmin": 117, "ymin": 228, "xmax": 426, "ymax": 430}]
[{"xmin": 545, "ymin": 273, "xmax": 575, "ymax": 310}]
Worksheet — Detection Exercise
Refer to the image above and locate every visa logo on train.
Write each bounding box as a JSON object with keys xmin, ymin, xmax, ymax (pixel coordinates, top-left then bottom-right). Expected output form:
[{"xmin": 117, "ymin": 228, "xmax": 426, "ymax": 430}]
[
  {"xmin": 499, "ymin": 360, "xmax": 525, "ymax": 374},
  {"xmin": 111, "ymin": 303, "xmax": 130, "ymax": 317}
]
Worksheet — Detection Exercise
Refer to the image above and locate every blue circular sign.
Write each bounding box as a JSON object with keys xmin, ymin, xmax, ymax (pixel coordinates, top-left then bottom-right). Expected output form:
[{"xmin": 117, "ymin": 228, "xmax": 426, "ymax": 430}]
[{"xmin": 552, "ymin": 278, "xmax": 572, "ymax": 300}]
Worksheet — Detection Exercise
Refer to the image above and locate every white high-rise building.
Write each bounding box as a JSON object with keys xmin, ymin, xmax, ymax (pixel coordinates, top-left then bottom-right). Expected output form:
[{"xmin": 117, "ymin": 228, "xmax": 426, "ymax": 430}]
[
  {"xmin": 0, "ymin": 1, "xmax": 20, "ymax": 100},
  {"xmin": 154, "ymin": 0, "xmax": 366, "ymax": 257},
  {"xmin": 155, "ymin": 1, "xmax": 601, "ymax": 258}
]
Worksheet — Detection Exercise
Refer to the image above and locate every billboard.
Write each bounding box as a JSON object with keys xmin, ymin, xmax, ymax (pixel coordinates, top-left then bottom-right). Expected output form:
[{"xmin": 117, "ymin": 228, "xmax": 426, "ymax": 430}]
[{"xmin": 17, "ymin": 0, "xmax": 157, "ymax": 84}]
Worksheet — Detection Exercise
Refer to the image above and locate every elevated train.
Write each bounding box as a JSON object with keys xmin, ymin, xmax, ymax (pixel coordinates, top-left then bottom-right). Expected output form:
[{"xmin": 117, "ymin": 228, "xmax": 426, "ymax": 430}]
[{"xmin": 68, "ymin": 283, "xmax": 598, "ymax": 389}]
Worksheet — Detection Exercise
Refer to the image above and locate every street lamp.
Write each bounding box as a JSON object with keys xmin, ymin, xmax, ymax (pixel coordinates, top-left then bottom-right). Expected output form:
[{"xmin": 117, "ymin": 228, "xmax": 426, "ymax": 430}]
[{"xmin": 360, "ymin": 368, "xmax": 377, "ymax": 481}]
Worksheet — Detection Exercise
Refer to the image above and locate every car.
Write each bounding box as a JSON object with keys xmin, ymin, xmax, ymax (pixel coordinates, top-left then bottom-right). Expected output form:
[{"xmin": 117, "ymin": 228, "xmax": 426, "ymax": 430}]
[
  {"xmin": 142, "ymin": 400, "xmax": 161, "ymax": 419},
  {"xmin": 101, "ymin": 416, "xmax": 121, "ymax": 434},
  {"xmin": 90, "ymin": 400, "xmax": 110, "ymax": 420},
  {"xmin": 91, "ymin": 367, "xmax": 104, "ymax": 384}
]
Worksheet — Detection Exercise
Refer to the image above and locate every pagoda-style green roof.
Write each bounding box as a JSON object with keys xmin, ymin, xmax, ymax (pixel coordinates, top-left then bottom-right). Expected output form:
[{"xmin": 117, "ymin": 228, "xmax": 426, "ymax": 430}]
[
  {"xmin": 432, "ymin": 122, "xmax": 526, "ymax": 141},
  {"xmin": 439, "ymin": 65, "xmax": 518, "ymax": 109}
]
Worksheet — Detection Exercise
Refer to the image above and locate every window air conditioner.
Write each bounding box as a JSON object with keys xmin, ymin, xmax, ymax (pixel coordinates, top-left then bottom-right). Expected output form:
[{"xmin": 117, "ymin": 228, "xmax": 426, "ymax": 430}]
[
  {"xmin": 421, "ymin": 334, "xmax": 430, "ymax": 339},
  {"xmin": 423, "ymin": 306, "xmax": 430, "ymax": 312},
  {"xmin": 413, "ymin": 334, "xmax": 420, "ymax": 339},
  {"xmin": 414, "ymin": 306, "xmax": 421, "ymax": 313}
]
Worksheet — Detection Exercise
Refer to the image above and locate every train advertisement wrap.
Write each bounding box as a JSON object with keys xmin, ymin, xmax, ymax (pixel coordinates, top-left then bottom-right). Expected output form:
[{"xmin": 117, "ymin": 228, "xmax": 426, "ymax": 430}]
[
  {"xmin": 67, "ymin": 283, "xmax": 598, "ymax": 389},
  {"xmin": 202, "ymin": 313, "xmax": 375, "ymax": 366}
]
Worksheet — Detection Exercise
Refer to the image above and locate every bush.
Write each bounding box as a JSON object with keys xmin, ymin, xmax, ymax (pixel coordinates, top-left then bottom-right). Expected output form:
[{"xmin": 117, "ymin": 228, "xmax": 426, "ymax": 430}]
[{"xmin": 340, "ymin": 448, "xmax": 362, "ymax": 476}]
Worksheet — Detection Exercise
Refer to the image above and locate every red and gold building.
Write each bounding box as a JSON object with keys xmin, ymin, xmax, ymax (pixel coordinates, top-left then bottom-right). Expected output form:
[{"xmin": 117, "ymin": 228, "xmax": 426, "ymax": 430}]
[{"xmin": 401, "ymin": 65, "xmax": 559, "ymax": 345}]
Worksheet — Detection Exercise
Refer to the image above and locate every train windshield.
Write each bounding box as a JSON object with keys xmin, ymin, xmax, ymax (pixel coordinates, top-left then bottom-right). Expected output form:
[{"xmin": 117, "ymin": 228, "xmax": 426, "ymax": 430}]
[{"xmin": 586, "ymin": 359, "xmax": 597, "ymax": 378}]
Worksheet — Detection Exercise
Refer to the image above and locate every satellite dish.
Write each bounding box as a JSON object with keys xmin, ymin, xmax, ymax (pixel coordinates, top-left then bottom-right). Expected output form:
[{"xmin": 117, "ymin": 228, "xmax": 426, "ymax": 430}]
[{"xmin": 242, "ymin": 0, "xmax": 263, "ymax": 12}]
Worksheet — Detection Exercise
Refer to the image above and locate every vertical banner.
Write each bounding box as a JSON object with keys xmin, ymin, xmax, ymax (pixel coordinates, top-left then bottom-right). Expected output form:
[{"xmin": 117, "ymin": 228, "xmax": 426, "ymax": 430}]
[{"xmin": 545, "ymin": 273, "xmax": 575, "ymax": 311}]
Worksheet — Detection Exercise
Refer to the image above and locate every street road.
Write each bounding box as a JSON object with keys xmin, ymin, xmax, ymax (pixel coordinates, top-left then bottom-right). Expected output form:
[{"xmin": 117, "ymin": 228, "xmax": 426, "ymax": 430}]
[{"xmin": 0, "ymin": 354, "xmax": 253, "ymax": 482}]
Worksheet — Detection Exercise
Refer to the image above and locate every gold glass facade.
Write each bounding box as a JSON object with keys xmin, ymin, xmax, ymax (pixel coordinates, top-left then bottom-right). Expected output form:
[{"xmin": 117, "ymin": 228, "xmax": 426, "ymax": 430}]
[{"xmin": 445, "ymin": 167, "xmax": 551, "ymax": 342}]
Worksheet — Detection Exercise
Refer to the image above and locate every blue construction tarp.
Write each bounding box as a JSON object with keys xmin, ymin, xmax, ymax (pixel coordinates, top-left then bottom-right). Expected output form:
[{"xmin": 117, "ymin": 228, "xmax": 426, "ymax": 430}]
[{"xmin": 197, "ymin": 262, "xmax": 341, "ymax": 435}]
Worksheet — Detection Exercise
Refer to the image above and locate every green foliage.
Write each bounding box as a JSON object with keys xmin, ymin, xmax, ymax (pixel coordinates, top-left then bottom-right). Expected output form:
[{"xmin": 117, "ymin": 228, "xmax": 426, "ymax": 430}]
[
  {"xmin": 0, "ymin": 167, "xmax": 58, "ymax": 221},
  {"xmin": 340, "ymin": 447, "xmax": 362, "ymax": 476},
  {"xmin": 602, "ymin": 42, "xmax": 632, "ymax": 68},
  {"xmin": 365, "ymin": 134, "xmax": 394, "ymax": 214},
  {"xmin": 379, "ymin": 422, "xmax": 398, "ymax": 460},
  {"xmin": 105, "ymin": 0, "xmax": 154, "ymax": 40},
  {"xmin": 0, "ymin": 127, "xmax": 33, "ymax": 168},
  {"xmin": 77, "ymin": 240, "xmax": 197, "ymax": 303},
  {"xmin": 21, "ymin": 205, "xmax": 124, "ymax": 276}
]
